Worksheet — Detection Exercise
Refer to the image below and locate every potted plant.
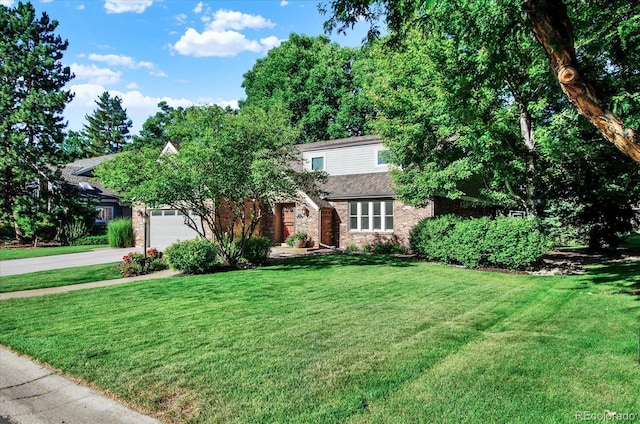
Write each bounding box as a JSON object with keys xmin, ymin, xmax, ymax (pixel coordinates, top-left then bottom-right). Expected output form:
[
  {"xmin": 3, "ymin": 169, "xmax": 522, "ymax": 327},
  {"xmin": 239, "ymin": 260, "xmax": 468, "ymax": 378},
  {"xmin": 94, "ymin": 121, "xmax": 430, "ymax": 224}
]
[{"xmin": 286, "ymin": 232, "xmax": 308, "ymax": 248}]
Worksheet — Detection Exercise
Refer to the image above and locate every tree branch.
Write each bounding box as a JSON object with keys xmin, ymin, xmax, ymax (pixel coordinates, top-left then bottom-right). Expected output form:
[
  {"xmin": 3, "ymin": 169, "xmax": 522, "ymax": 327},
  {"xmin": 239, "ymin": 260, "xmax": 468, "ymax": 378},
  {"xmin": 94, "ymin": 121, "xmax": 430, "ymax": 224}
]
[{"xmin": 523, "ymin": 0, "xmax": 640, "ymax": 163}]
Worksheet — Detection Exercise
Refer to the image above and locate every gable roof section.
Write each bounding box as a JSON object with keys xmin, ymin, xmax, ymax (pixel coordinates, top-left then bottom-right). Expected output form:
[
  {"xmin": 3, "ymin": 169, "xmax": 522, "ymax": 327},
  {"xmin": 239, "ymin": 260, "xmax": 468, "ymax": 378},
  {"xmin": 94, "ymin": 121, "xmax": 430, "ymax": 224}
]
[
  {"xmin": 298, "ymin": 134, "xmax": 381, "ymax": 152},
  {"xmin": 59, "ymin": 155, "xmax": 123, "ymax": 201}
]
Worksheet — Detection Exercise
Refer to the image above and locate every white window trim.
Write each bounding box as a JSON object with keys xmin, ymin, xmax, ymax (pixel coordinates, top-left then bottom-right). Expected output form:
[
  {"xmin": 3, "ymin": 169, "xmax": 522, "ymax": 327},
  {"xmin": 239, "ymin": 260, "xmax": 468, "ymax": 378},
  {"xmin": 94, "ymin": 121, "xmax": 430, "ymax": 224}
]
[
  {"xmin": 95, "ymin": 206, "xmax": 115, "ymax": 223},
  {"xmin": 375, "ymin": 149, "xmax": 390, "ymax": 167},
  {"xmin": 349, "ymin": 200, "xmax": 394, "ymax": 232},
  {"xmin": 308, "ymin": 153, "xmax": 326, "ymax": 171}
]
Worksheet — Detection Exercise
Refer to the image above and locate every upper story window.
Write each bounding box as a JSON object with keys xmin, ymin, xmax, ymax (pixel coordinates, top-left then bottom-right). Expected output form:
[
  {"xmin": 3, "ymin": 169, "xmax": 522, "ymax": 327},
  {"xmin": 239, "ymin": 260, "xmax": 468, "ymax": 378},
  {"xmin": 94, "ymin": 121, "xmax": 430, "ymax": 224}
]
[
  {"xmin": 311, "ymin": 156, "xmax": 325, "ymax": 171},
  {"xmin": 376, "ymin": 149, "xmax": 391, "ymax": 166}
]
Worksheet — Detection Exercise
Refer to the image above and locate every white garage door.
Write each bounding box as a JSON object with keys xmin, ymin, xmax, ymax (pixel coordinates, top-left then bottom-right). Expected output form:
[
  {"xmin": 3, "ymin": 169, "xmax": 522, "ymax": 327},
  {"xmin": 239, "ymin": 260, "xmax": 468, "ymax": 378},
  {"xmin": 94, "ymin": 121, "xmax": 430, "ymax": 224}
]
[{"xmin": 149, "ymin": 209, "xmax": 202, "ymax": 250}]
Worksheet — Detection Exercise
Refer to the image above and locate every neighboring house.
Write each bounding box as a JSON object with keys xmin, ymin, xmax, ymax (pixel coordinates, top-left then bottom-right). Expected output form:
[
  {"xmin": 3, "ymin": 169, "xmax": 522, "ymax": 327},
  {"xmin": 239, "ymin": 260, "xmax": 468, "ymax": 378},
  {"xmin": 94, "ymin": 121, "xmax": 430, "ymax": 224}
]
[
  {"xmin": 59, "ymin": 155, "xmax": 132, "ymax": 225},
  {"xmin": 132, "ymin": 135, "xmax": 487, "ymax": 250}
]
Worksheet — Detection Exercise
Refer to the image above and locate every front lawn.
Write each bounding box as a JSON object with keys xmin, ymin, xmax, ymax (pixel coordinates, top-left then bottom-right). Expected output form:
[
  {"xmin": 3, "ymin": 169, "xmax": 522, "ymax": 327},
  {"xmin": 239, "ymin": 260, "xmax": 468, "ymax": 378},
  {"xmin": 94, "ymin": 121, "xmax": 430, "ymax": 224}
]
[
  {"xmin": 0, "ymin": 254, "xmax": 638, "ymax": 423},
  {"xmin": 0, "ymin": 245, "xmax": 104, "ymax": 261},
  {"xmin": 0, "ymin": 263, "xmax": 121, "ymax": 293}
]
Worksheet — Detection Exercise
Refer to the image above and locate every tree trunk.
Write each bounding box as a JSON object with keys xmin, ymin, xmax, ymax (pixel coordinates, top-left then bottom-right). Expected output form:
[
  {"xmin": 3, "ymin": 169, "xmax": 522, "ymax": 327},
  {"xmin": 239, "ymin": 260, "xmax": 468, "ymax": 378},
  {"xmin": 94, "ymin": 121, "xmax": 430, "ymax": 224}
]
[{"xmin": 523, "ymin": 0, "xmax": 640, "ymax": 163}]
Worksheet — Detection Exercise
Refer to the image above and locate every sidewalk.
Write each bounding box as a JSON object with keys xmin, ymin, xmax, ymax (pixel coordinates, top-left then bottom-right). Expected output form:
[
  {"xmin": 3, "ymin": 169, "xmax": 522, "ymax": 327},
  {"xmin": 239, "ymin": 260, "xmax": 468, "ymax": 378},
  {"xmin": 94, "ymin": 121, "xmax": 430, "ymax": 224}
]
[
  {"xmin": 0, "ymin": 347, "xmax": 162, "ymax": 424},
  {"xmin": 0, "ymin": 268, "xmax": 179, "ymax": 300}
]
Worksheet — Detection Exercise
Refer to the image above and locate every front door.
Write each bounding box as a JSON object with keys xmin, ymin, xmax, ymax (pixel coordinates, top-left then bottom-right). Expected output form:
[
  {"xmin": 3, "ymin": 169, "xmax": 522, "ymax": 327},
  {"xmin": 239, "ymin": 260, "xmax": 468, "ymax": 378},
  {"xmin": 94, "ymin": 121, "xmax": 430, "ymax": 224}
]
[{"xmin": 281, "ymin": 203, "xmax": 295, "ymax": 241}]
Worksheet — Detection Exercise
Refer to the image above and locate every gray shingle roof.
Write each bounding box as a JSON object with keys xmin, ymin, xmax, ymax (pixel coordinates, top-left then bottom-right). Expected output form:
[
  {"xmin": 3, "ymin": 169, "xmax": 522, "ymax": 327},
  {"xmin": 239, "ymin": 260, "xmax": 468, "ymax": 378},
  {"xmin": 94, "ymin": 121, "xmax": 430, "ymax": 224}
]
[{"xmin": 321, "ymin": 172, "xmax": 394, "ymax": 200}]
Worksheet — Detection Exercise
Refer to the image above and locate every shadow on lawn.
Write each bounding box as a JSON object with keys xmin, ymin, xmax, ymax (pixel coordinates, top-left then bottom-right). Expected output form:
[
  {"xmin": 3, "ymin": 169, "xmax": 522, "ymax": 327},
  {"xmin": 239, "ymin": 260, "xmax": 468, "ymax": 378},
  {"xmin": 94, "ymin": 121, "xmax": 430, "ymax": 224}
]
[
  {"xmin": 266, "ymin": 252, "xmax": 417, "ymax": 271},
  {"xmin": 582, "ymin": 260, "xmax": 640, "ymax": 299}
]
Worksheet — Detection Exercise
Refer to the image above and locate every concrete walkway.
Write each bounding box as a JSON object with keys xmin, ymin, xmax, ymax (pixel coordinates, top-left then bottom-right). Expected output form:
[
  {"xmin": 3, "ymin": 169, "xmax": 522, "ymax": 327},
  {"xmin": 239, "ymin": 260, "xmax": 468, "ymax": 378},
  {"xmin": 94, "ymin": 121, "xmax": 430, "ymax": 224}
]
[
  {"xmin": 0, "ymin": 348, "xmax": 162, "ymax": 424},
  {"xmin": 0, "ymin": 247, "xmax": 143, "ymax": 277},
  {"xmin": 0, "ymin": 268, "xmax": 178, "ymax": 301}
]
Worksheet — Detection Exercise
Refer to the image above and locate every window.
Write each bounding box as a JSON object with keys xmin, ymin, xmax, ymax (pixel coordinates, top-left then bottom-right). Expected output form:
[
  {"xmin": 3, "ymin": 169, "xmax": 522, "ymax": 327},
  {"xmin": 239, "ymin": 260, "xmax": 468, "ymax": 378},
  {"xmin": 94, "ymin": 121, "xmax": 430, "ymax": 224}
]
[
  {"xmin": 311, "ymin": 156, "xmax": 325, "ymax": 171},
  {"xmin": 349, "ymin": 200, "xmax": 394, "ymax": 231},
  {"xmin": 95, "ymin": 206, "xmax": 114, "ymax": 223},
  {"xmin": 376, "ymin": 149, "xmax": 391, "ymax": 165}
]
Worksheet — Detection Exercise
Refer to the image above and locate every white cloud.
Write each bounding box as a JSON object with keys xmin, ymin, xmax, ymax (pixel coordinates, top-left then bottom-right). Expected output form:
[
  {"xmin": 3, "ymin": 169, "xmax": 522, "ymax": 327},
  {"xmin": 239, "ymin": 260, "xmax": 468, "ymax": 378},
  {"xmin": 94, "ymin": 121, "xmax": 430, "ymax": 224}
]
[
  {"xmin": 71, "ymin": 63, "xmax": 121, "ymax": 86},
  {"xmin": 75, "ymin": 4, "xmax": 85, "ymax": 10},
  {"xmin": 66, "ymin": 83, "xmax": 238, "ymax": 134},
  {"xmin": 41, "ymin": 0, "xmax": 53, "ymax": 3},
  {"xmin": 87, "ymin": 53, "xmax": 166, "ymax": 77},
  {"xmin": 126, "ymin": 82, "xmax": 140, "ymax": 89},
  {"xmin": 104, "ymin": 0, "xmax": 153, "ymax": 14},
  {"xmin": 207, "ymin": 9, "xmax": 275, "ymax": 32},
  {"xmin": 0, "ymin": 0, "xmax": 15, "ymax": 6},
  {"xmin": 193, "ymin": 1, "xmax": 203, "ymax": 14},
  {"xmin": 171, "ymin": 9, "xmax": 280, "ymax": 58},
  {"xmin": 280, "ymin": 0, "xmax": 288, "ymax": 6},
  {"xmin": 260, "ymin": 36, "xmax": 282, "ymax": 50},
  {"xmin": 171, "ymin": 28, "xmax": 264, "ymax": 57},
  {"xmin": 175, "ymin": 13, "xmax": 187, "ymax": 25}
]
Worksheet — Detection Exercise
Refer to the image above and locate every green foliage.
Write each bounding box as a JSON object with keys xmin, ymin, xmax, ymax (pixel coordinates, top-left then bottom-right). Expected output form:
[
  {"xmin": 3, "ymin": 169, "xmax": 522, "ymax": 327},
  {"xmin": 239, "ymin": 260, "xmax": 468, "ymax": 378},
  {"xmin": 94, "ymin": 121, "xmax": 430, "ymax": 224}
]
[
  {"xmin": 0, "ymin": 2, "xmax": 73, "ymax": 237},
  {"xmin": 285, "ymin": 232, "xmax": 307, "ymax": 247},
  {"xmin": 107, "ymin": 218, "xmax": 134, "ymax": 248},
  {"xmin": 117, "ymin": 248, "xmax": 167, "ymax": 277},
  {"xmin": 411, "ymin": 216, "xmax": 548, "ymax": 269},
  {"xmin": 73, "ymin": 235, "xmax": 108, "ymax": 246},
  {"xmin": 239, "ymin": 236, "xmax": 273, "ymax": 266},
  {"xmin": 242, "ymin": 33, "xmax": 375, "ymax": 143},
  {"xmin": 83, "ymin": 91, "xmax": 132, "ymax": 155},
  {"xmin": 345, "ymin": 244, "xmax": 360, "ymax": 252},
  {"xmin": 59, "ymin": 218, "xmax": 88, "ymax": 246},
  {"xmin": 164, "ymin": 239, "xmax": 220, "ymax": 274},
  {"xmin": 59, "ymin": 130, "xmax": 92, "ymax": 162}
]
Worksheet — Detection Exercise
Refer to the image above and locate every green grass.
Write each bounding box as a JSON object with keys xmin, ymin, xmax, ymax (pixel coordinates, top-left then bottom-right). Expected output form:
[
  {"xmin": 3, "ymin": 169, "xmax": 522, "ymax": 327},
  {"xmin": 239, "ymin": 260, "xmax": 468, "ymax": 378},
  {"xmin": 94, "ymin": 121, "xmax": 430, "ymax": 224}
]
[
  {"xmin": 0, "ymin": 254, "xmax": 638, "ymax": 423},
  {"xmin": 0, "ymin": 245, "xmax": 104, "ymax": 261},
  {"xmin": 0, "ymin": 263, "xmax": 121, "ymax": 293}
]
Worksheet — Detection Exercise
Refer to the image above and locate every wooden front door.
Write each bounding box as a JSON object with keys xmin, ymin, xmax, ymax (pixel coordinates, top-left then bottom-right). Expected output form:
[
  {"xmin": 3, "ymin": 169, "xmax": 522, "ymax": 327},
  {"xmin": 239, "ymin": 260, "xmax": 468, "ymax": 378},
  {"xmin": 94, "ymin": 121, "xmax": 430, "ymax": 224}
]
[
  {"xmin": 320, "ymin": 208, "xmax": 334, "ymax": 247},
  {"xmin": 281, "ymin": 203, "xmax": 295, "ymax": 241}
]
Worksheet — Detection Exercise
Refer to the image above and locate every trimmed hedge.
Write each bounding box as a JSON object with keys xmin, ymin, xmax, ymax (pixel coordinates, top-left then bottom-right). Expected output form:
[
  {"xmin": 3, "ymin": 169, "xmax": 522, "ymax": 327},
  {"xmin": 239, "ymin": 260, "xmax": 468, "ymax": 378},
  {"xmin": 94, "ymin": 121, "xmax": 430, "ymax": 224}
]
[
  {"xmin": 410, "ymin": 215, "xmax": 548, "ymax": 269},
  {"xmin": 74, "ymin": 235, "xmax": 109, "ymax": 246},
  {"xmin": 165, "ymin": 238, "xmax": 220, "ymax": 274}
]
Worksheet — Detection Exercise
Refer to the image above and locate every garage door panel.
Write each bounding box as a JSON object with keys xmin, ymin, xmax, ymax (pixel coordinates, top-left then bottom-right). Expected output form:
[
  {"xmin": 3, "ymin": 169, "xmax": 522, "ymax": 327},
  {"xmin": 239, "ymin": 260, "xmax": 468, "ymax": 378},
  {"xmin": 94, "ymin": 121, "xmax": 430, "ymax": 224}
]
[{"xmin": 150, "ymin": 210, "xmax": 202, "ymax": 249}]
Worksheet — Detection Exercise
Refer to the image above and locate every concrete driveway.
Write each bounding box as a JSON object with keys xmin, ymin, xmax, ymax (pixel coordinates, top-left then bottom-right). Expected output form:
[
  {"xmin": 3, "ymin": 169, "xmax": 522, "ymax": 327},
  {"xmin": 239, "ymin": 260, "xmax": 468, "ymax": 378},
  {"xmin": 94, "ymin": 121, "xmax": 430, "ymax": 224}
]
[{"xmin": 0, "ymin": 247, "xmax": 142, "ymax": 277}]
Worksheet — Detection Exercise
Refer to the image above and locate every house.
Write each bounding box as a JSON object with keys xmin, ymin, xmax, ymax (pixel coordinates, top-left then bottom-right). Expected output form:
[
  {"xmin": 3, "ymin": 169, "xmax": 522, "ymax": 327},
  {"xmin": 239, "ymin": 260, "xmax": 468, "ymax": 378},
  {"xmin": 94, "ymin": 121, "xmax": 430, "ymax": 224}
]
[
  {"xmin": 132, "ymin": 135, "xmax": 486, "ymax": 250},
  {"xmin": 59, "ymin": 155, "xmax": 132, "ymax": 225}
]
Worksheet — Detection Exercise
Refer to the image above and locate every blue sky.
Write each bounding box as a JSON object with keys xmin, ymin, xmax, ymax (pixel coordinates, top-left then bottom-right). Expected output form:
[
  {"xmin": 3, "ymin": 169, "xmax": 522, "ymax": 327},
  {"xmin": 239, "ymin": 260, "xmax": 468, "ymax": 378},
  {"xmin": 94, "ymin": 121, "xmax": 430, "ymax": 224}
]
[{"xmin": 2, "ymin": 0, "xmax": 370, "ymax": 134}]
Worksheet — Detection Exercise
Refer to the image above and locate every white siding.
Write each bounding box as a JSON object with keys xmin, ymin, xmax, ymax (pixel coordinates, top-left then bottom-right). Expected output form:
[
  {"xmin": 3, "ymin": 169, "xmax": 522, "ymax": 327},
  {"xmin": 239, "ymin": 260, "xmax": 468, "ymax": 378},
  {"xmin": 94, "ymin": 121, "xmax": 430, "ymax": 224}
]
[{"xmin": 303, "ymin": 143, "xmax": 389, "ymax": 176}]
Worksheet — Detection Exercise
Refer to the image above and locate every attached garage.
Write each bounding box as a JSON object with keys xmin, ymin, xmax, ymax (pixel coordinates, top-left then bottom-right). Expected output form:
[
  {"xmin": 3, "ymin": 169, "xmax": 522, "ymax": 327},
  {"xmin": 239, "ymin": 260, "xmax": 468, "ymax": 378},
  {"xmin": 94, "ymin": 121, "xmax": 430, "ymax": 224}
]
[{"xmin": 149, "ymin": 209, "xmax": 202, "ymax": 249}]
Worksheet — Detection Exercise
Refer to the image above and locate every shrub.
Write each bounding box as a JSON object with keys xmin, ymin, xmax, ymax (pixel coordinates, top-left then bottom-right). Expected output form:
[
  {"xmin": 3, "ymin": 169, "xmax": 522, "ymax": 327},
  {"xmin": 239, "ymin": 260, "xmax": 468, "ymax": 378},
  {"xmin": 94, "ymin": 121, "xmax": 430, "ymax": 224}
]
[
  {"xmin": 59, "ymin": 218, "xmax": 89, "ymax": 246},
  {"xmin": 373, "ymin": 242, "xmax": 409, "ymax": 255},
  {"xmin": 240, "ymin": 236, "xmax": 273, "ymax": 266},
  {"xmin": 410, "ymin": 215, "xmax": 548, "ymax": 269},
  {"xmin": 118, "ymin": 248, "xmax": 168, "ymax": 277},
  {"xmin": 346, "ymin": 244, "xmax": 360, "ymax": 252},
  {"xmin": 74, "ymin": 235, "xmax": 109, "ymax": 245},
  {"xmin": 107, "ymin": 218, "xmax": 134, "ymax": 248},
  {"xmin": 165, "ymin": 238, "xmax": 220, "ymax": 274}
]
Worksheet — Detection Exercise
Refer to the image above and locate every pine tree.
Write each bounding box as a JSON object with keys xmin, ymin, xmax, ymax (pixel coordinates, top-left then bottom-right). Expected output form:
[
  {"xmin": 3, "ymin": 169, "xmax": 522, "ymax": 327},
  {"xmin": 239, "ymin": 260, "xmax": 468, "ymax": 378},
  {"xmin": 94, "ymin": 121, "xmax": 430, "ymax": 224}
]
[
  {"xmin": 0, "ymin": 1, "xmax": 74, "ymax": 238},
  {"xmin": 83, "ymin": 91, "xmax": 132, "ymax": 155}
]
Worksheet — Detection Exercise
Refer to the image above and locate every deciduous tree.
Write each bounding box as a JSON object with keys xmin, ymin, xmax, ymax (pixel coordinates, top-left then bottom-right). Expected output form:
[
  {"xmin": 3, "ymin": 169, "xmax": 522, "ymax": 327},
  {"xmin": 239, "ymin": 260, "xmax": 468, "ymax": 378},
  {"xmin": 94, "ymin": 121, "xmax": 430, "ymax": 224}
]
[
  {"xmin": 96, "ymin": 104, "xmax": 324, "ymax": 265},
  {"xmin": 321, "ymin": 0, "xmax": 640, "ymax": 163},
  {"xmin": 242, "ymin": 33, "xmax": 375, "ymax": 143}
]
